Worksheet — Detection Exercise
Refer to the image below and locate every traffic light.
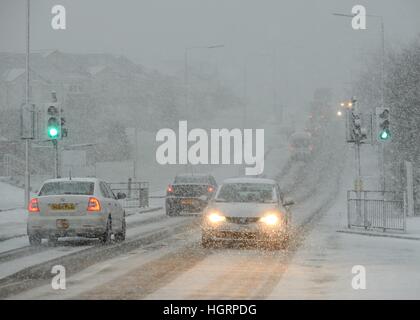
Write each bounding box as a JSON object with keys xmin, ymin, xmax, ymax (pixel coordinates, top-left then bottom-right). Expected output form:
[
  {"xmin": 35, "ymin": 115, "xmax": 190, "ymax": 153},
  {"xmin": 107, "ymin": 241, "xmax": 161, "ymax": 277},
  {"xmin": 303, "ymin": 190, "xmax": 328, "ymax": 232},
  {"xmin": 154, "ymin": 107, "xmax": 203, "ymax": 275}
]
[
  {"xmin": 61, "ymin": 111, "xmax": 67, "ymax": 138},
  {"xmin": 351, "ymin": 111, "xmax": 362, "ymax": 141},
  {"xmin": 45, "ymin": 103, "xmax": 61, "ymax": 140},
  {"xmin": 346, "ymin": 97, "xmax": 367, "ymax": 143},
  {"xmin": 376, "ymin": 107, "xmax": 391, "ymax": 141}
]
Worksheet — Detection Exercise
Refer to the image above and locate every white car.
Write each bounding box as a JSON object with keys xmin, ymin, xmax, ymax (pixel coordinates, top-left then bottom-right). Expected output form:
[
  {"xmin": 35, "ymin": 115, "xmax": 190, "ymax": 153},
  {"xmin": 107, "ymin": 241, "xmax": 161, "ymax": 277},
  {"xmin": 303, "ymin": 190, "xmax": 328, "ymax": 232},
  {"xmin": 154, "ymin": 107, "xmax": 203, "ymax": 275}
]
[
  {"xmin": 201, "ymin": 178, "xmax": 294, "ymax": 249},
  {"xmin": 27, "ymin": 178, "xmax": 126, "ymax": 245}
]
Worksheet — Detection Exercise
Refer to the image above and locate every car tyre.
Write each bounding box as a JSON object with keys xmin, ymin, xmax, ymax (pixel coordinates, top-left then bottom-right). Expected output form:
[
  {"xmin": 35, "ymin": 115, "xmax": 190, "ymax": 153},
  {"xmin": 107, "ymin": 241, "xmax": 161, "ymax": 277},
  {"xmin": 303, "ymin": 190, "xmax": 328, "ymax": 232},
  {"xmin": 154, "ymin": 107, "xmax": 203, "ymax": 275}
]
[
  {"xmin": 114, "ymin": 217, "xmax": 126, "ymax": 242},
  {"xmin": 201, "ymin": 232, "xmax": 214, "ymax": 249},
  {"xmin": 166, "ymin": 205, "xmax": 178, "ymax": 217},
  {"xmin": 29, "ymin": 234, "xmax": 42, "ymax": 246},
  {"xmin": 100, "ymin": 217, "xmax": 112, "ymax": 244}
]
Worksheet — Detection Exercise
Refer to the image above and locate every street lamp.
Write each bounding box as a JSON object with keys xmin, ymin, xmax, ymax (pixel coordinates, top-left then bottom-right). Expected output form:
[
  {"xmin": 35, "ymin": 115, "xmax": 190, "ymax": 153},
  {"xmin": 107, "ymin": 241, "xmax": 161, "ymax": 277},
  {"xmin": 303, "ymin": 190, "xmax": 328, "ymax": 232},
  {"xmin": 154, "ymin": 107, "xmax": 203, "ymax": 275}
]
[
  {"xmin": 184, "ymin": 44, "xmax": 224, "ymax": 116},
  {"xmin": 333, "ymin": 11, "xmax": 387, "ymax": 192},
  {"xmin": 332, "ymin": 12, "xmax": 385, "ymax": 108},
  {"xmin": 23, "ymin": 0, "xmax": 31, "ymax": 208}
]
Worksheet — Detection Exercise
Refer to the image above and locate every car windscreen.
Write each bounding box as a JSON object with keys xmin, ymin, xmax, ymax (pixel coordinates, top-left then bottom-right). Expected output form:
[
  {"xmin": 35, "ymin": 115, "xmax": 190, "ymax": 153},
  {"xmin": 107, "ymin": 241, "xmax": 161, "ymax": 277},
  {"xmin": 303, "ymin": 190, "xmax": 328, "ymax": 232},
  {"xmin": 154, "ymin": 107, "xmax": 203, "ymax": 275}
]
[
  {"xmin": 174, "ymin": 176, "xmax": 209, "ymax": 184},
  {"xmin": 215, "ymin": 183, "xmax": 277, "ymax": 203},
  {"xmin": 39, "ymin": 181, "xmax": 95, "ymax": 196}
]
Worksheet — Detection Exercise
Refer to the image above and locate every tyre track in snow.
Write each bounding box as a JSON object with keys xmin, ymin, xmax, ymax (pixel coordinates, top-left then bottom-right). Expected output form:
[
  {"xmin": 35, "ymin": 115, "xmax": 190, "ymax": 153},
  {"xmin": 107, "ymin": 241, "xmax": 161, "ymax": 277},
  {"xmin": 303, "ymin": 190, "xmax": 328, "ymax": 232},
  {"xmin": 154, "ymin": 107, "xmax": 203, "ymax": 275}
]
[
  {"xmin": 0, "ymin": 215, "xmax": 199, "ymax": 299},
  {"xmin": 163, "ymin": 167, "xmax": 341, "ymax": 299},
  {"xmin": 4, "ymin": 128, "xmax": 343, "ymax": 299},
  {"xmin": 142, "ymin": 135, "xmax": 345, "ymax": 299},
  {"xmin": 63, "ymin": 134, "xmax": 345, "ymax": 300},
  {"xmin": 0, "ymin": 207, "xmax": 166, "ymax": 265}
]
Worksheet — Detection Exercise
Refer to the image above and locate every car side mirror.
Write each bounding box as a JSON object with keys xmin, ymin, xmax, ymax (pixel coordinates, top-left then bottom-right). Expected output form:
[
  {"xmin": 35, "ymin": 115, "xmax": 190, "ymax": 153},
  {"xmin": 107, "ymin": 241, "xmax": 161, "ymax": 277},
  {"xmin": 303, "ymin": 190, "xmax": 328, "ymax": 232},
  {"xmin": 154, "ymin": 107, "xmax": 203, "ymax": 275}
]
[
  {"xmin": 283, "ymin": 197, "xmax": 295, "ymax": 207},
  {"xmin": 117, "ymin": 192, "xmax": 126, "ymax": 200}
]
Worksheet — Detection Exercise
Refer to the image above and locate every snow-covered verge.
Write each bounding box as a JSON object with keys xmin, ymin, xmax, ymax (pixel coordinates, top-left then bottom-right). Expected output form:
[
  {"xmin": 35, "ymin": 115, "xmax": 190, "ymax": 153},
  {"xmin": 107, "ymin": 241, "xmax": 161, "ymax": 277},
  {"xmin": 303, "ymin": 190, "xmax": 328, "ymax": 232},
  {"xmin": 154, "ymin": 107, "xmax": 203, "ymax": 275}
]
[
  {"xmin": 268, "ymin": 145, "xmax": 420, "ymax": 299},
  {"xmin": 0, "ymin": 182, "xmax": 28, "ymax": 241},
  {"xmin": 0, "ymin": 181, "xmax": 25, "ymax": 211}
]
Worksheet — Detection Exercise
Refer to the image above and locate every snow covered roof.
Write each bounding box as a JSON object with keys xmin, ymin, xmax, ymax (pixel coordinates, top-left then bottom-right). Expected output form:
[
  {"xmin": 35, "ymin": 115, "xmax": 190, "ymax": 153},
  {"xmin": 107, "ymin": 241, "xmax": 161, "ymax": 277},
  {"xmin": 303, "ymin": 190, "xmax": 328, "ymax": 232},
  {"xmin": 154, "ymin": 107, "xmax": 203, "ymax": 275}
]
[
  {"xmin": 40, "ymin": 49, "xmax": 60, "ymax": 58},
  {"xmin": 87, "ymin": 65, "xmax": 107, "ymax": 76},
  {"xmin": 222, "ymin": 177, "xmax": 277, "ymax": 185},
  {"xmin": 289, "ymin": 131, "xmax": 312, "ymax": 140},
  {"xmin": 2, "ymin": 68, "xmax": 25, "ymax": 82},
  {"xmin": 42, "ymin": 177, "xmax": 101, "ymax": 184},
  {"xmin": 176, "ymin": 173, "xmax": 209, "ymax": 177}
]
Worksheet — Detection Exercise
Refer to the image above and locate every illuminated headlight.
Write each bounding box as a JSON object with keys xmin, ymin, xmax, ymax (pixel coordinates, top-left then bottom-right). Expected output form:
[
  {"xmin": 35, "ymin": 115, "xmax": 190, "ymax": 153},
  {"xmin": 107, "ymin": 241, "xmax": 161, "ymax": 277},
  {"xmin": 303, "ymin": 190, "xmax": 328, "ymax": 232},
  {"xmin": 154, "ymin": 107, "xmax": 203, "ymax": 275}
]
[
  {"xmin": 260, "ymin": 213, "xmax": 280, "ymax": 225},
  {"xmin": 207, "ymin": 212, "xmax": 226, "ymax": 223}
]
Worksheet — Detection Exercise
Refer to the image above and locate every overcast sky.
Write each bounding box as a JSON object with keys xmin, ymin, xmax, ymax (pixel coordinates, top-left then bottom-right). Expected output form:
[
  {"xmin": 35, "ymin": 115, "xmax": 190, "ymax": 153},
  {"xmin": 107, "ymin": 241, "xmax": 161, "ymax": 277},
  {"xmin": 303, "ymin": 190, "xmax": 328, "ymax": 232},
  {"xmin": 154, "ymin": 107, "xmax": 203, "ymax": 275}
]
[{"xmin": 1, "ymin": 0, "xmax": 420, "ymax": 113}]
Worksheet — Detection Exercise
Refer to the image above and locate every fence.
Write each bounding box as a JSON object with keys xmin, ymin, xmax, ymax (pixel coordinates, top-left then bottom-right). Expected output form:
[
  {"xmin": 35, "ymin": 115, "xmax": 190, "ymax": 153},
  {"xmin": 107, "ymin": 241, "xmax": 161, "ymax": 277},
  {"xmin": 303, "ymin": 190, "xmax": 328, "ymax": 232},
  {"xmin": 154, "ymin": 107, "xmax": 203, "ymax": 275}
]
[
  {"xmin": 109, "ymin": 180, "xmax": 149, "ymax": 209},
  {"xmin": 347, "ymin": 190, "xmax": 406, "ymax": 232}
]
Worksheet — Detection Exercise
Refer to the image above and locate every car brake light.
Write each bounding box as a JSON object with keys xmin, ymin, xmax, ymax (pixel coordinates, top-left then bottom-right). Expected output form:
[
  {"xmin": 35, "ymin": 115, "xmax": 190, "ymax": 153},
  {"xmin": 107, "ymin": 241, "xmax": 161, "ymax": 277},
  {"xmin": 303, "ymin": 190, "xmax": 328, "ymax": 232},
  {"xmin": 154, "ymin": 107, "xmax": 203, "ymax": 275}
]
[
  {"xmin": 207, "ymin": 186, "xmax": 214, "ymax": 193},
  {"xmin": 87, "ymin": 197, "xmax": 101, "ymax": 211},
  {"xmin": 167, "ymin": 185, "xmax": 173, "ymax": 193},
  {"xmin": 28, "ymin": 198, "xmax": 40, "ymax": 213}
]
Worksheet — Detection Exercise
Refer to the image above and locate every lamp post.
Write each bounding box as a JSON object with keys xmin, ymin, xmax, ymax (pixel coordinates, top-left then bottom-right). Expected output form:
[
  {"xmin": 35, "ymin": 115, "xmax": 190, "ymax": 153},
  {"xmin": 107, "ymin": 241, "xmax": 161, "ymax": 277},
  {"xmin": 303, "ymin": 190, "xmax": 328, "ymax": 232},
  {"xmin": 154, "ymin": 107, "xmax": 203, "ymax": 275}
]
[
  {"xmin": 333, "ymin": 12, "xmax": 386, "ymax": 191},
  {"xmin": 184, "ymin": 44, "xmax": 224, "ymax": 116},
  {"xmin": 23, "ymin": 0, "xmax": 31, "ymax": 208},
  {"xmin": 332, "ymin": 12, "xmax": 385, "ymax": 108}
]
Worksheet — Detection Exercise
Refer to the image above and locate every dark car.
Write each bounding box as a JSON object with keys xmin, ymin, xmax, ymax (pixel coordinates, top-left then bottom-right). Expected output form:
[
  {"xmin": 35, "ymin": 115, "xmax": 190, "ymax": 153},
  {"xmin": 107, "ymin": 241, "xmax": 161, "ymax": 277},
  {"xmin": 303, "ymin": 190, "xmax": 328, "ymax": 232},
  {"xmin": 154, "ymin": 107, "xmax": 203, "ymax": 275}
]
[{"xmin": 166, "ymin": 174, "xmax": 218, "ymax": 216}]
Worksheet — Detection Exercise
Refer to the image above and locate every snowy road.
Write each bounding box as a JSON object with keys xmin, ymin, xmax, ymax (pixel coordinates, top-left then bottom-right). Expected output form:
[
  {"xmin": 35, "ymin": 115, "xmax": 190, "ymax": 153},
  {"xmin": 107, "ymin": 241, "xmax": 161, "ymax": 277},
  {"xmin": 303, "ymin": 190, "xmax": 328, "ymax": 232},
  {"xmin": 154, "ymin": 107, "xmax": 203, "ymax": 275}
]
[{"xmin": 5, "ymin": 133, "xmax": 346, "ymax": 299}]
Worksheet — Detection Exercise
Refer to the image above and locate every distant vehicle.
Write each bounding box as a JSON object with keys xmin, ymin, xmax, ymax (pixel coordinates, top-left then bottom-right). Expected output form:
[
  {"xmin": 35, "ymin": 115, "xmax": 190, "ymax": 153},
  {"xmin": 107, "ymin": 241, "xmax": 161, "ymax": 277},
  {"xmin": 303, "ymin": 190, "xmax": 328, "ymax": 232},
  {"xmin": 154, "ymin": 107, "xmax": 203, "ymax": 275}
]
[
  {"xmin": 166, "ymin": 174, "xmax": 217, "ymax": 216},
  {"xmin": 289, "ymin": 131, "xmax": 313, "ymax": 161},
  {"xmin": 27, "ymin": 178, "xmax": 127, "ymax": 246},
  {"xmin": 201, "ymin": 177, "xmax": 294, "ymax": 249}
]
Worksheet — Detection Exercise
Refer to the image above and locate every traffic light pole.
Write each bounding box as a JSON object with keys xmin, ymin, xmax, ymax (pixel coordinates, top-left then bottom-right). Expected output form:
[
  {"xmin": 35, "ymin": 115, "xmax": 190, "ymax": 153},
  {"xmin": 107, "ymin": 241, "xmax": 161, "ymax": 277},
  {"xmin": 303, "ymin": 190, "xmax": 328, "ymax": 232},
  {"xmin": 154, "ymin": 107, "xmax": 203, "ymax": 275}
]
[
  {"xmin": 346, "ymin": 97, "xmax": 366, "ymax": 223},
  {"xmin": 380, "ymin": 143, "xmax": 385, "ymax": 191},
  {"xmin": 53, "ymin": 140, "xmax": 59, "ymax": 179},
  {"xmin": 23, "ymin": 0, "xmax": 31, "ymax": 208}
]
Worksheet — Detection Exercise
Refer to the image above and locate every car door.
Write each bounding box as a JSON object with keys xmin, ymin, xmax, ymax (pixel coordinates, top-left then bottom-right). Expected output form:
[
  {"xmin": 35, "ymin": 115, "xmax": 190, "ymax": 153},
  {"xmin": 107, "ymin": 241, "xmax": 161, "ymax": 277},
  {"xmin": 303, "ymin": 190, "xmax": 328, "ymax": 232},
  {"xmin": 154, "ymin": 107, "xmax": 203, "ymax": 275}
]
[
  {"xmin": 98, "ymin": 182, "xmax": 112, "ymax": 217},
  {"xmin": 104, "ymin": 182, "xmax": 123, "ymax": 230}
]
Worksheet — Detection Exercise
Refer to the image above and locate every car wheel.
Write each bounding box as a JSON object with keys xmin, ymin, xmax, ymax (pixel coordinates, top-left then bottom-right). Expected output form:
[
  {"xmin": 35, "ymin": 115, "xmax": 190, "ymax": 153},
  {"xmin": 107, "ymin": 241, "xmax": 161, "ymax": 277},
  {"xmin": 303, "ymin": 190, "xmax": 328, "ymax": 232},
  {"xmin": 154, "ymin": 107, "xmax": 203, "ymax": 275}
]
[
  {"xmin": 100, "ymin": 217, "xmax": 112, "ymax": 244},
  {"xmin": 166, "ymin": 206, "xmax": 178, "ymax": 216},
  {"xmin": 114, "ymin": 217, "xmax": 126, "ymax": 242},
  {"xmin": 29, "ymin": 234, "xmax": 42, "ymax": 246}
]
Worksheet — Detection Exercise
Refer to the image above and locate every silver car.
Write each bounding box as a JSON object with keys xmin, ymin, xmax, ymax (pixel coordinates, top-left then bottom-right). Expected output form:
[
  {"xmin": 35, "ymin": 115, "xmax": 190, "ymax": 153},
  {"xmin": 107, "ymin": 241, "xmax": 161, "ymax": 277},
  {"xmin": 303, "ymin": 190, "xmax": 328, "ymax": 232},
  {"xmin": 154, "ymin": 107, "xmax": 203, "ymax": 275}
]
[
  {"xmin": 27, "ymin": 178, "xmax": 126, "ymax": 245},
  {"xmin": 201, "ymin": 178, "xmax": 294, "ymax": 249}
]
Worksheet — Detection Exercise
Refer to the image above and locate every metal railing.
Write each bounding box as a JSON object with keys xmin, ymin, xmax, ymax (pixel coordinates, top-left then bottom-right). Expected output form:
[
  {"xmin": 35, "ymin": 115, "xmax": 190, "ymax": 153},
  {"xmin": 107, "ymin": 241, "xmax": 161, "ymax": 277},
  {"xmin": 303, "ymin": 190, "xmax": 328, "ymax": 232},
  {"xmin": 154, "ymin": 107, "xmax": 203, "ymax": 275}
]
[
  {"xmin": 347, "ymin": 190, "xmax": 406, "ymax": 232},
  {"xmin": 110, "ymin": 179, "xmax": 149, "ymax": 209}
]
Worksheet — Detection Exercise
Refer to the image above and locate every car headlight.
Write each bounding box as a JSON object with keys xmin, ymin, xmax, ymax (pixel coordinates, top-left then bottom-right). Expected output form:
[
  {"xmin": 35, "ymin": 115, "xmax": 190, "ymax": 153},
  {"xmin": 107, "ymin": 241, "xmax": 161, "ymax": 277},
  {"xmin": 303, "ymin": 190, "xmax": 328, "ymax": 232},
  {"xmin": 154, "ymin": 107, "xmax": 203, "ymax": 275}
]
[
  {"xmin": 207, "ymin": 211, "xmax": 226, "ymax": 223},
  {"xmin": 260, "ymin": 213, "xmax": 280, "ymax": 225}
]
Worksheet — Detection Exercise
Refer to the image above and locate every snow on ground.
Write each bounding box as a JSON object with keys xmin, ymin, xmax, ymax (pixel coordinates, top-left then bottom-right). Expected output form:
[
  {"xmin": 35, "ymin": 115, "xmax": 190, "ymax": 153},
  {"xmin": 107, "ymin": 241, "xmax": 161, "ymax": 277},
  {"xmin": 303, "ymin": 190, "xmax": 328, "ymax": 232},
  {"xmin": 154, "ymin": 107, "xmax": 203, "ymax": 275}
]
[
  {"xmin": 11, "ymin": 222, "xmax": 200, "ymax": 300},
  {"xmin": 0, "ymin": 209, "xmax": 27, "ymax": 241},
  {"xmin": 269, "ymin": 193, "xmax": 420, "ymax": 299},
  {"xmin": 0, "ymin": 181, "xmax": 25, "ymax": 210},
  {"xmin": 0, "ymin": 182, "xmax": 29, "ymax": 241},
  {"xmin": 0, "ymin": 208, "xmax": 191, "ymax": 282},
  {"xmin": 0, "ymin": 246, "xmax": 88, "ymax": 280},
  {"xmin": 268, "ymin": 144, "xmax": 420, "ymax": 299}
]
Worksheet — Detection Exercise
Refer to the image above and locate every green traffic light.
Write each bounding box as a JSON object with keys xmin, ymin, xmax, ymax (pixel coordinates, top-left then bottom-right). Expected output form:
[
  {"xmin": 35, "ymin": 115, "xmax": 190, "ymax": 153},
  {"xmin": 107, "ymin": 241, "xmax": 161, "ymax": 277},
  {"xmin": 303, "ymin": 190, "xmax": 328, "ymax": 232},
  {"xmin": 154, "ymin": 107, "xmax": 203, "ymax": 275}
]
[
  {"xmin": 379, "ymin": 130, "xmax": 390, "ymax": 140},
  {"xmin": 48, "ymin": 127, "xmax": 59, "ymax": 138}
]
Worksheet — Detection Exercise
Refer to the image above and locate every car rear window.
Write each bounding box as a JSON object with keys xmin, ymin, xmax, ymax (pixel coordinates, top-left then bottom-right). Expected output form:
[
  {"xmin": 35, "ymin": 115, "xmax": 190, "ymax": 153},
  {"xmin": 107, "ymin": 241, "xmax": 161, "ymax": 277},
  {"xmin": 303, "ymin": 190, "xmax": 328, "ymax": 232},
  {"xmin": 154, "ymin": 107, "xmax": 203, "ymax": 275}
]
[
  {"xmin": 215, "ymin": 183, "xmax": 277, "ymax": 203},
  {"xmin": 174, "ymin": 176, "xmax": 209, "ymax": 184},
  {"xmin": 39, "ymin": 181, "xmax": 95, "ymax": 196}
]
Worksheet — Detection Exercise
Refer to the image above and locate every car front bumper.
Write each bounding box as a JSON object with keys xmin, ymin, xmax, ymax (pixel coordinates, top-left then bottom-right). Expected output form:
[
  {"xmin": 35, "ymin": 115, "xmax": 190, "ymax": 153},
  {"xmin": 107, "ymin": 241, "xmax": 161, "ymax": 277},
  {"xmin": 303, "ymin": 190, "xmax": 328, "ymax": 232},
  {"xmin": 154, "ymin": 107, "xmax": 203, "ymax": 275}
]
[{"xmin": 202, "ymin": 221, "xmax": 286, "ymax": 241}]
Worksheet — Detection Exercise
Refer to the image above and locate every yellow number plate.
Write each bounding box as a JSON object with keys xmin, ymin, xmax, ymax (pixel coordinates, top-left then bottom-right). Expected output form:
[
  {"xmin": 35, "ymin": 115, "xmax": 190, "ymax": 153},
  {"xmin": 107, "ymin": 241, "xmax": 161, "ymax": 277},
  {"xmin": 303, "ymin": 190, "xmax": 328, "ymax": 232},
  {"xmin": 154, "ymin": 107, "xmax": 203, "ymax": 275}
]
[
  {"xmin": 181, "ymin": 199, "xmax": 193, "ymax": 205},
  {"xmin": 50, "ymin": 203, "xmax": 75, "ymax": 210}
]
